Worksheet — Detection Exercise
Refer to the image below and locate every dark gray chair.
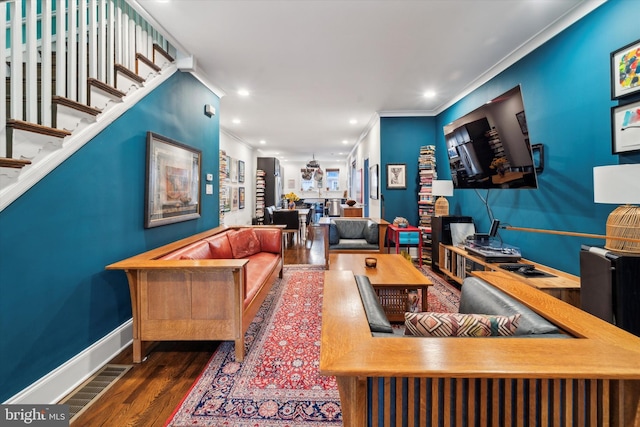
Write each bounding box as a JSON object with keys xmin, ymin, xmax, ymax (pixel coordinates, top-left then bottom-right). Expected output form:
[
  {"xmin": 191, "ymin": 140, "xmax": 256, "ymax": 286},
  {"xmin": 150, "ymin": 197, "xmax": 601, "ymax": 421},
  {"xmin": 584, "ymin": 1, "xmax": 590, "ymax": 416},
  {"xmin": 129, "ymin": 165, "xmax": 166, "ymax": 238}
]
[{"xmin": 273, "ymin": 209, "xmax": 300, "ymax": 245}]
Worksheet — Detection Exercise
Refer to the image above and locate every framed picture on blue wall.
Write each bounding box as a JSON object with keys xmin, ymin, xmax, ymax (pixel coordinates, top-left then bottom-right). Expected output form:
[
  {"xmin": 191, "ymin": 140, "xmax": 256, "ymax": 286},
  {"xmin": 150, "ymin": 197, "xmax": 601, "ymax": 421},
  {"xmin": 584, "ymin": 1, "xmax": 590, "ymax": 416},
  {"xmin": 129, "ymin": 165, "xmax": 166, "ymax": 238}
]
[
  {"xmin": 611, "ymin": 39, "xmax": 640, "ymax": 99},
  {"xmin": 369, "ymin": 164, "xmax": 379, "ymax": 199},
  {"xmin": 611, "ymin": 99, "xmax": 640, "ymax": 154},
  {"xmin": 386, "ymin": 163, "xmax": 407, "ymax": 189},
  {"xmin": 145, "ymin": 132, "xmax": 202, "ymax": 228}
]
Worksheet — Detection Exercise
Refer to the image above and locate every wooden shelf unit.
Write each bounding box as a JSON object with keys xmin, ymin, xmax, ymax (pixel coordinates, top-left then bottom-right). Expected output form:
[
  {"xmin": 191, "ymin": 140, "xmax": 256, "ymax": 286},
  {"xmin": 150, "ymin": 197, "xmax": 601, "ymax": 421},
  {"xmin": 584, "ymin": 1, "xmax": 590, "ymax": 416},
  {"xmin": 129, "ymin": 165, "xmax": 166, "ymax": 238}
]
[{"xmin": 439, "ymin": 243, "xmax": 580, "ymax": 307}]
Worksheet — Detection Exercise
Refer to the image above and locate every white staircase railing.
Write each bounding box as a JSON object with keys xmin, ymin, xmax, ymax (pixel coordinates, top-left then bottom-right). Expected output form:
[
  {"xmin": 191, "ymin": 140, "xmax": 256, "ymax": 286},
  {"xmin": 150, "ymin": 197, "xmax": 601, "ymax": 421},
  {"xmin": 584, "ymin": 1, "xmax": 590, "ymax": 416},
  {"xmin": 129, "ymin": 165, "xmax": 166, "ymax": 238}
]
[{"xmin": 0, "ymin": 0, "xmax": 179, "ymax": 210}]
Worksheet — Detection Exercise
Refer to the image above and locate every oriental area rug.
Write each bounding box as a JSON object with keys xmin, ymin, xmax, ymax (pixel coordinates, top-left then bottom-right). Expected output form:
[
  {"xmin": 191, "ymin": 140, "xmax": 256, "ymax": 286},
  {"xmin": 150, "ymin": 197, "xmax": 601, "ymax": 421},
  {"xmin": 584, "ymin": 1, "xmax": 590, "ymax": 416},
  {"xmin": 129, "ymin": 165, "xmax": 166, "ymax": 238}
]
[{"xmin": 165, "ymin": 264, "xmax": 459, "ymax": 427}]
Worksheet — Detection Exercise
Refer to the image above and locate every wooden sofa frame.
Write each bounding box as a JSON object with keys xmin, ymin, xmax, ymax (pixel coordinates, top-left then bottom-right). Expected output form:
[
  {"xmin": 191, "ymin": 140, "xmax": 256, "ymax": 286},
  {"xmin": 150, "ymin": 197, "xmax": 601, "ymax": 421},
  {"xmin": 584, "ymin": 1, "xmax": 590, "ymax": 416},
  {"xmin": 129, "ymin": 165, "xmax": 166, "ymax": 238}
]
[
  {"xmin": 320, "ymin": 269, "xmax": 640, "ymax": 426},
  {"xmin": 106, "ymin": 225, "xmax": 283, "ymax": 363},
  {"xmin": 318, "ymin": 217, "xmax": 389, "ymax": 269}
]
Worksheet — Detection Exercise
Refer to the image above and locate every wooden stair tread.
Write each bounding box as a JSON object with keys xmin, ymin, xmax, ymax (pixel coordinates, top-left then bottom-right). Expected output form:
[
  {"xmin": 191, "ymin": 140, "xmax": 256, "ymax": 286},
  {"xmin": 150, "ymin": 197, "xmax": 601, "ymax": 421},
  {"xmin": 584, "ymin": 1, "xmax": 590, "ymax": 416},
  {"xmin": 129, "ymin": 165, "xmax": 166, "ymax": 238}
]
[
  {"xmin": 87, "ymin": 78, "xmax": 126, "ymax": 98},
  {"xmin": 0, "ymin": 158, "xmax": 32, "ymax": 168},
  {"xmin": 6, "ymin": 119, "xmax": 71, "ymax": 137},
  {"xmin": 153, "ymin": 43, "xmax": 174, "ymax": 62},
  {"xmin": 114, "ymin": 64, "xmax": 145, "ymax": 84},
  {"xmin": 52, "ymin": 96, "xmax": 101, "ymax": 116},
  {"xmin": 135, "ymin": 53, "xmax": 162, "ymax": 72}
]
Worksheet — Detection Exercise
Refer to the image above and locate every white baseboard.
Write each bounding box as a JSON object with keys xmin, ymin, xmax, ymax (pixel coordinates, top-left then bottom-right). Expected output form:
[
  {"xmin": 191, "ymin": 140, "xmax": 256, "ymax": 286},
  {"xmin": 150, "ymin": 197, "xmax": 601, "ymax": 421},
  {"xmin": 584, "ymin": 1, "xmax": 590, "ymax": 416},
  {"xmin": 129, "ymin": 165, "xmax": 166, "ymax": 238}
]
[{"xmin": 4, "ymin": 320, "xmax": 133, "ymax": 404}]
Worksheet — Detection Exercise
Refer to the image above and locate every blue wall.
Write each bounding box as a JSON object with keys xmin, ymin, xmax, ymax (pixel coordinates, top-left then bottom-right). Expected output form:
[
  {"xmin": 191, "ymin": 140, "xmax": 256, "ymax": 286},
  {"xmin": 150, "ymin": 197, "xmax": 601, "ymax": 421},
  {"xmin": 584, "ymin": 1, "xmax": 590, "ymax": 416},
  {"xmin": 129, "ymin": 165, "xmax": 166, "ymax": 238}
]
[
  {"xmin": 0, "ymin": 71, "xmax": 220, "ymax": 401},
  {"xmin": 382, "ymin": 0, "xmax": 640, "ymax": 275},
  {"xmin": 380, "ymin": 116, "xmax": 436, "ymax": 226}
]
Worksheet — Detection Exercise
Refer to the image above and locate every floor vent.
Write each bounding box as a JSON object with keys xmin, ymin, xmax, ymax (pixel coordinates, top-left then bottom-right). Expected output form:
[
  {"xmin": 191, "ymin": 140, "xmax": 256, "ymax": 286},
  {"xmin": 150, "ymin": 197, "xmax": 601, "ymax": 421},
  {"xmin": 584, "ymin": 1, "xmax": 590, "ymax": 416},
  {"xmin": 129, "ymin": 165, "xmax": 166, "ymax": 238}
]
[{"xmin": 58, "ymin": 364, "xmax": 132, "ymax": 422}]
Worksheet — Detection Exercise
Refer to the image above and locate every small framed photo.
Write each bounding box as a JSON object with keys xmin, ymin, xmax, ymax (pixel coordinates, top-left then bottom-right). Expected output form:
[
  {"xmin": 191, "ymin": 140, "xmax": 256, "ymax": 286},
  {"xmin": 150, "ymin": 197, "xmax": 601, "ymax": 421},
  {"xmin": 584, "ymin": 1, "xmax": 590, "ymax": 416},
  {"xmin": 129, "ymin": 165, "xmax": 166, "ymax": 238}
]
[
  {"xmin": 386, "ymin": 163, "xmax": 407, "ymax": 189},
  {"xmin": 239, "ymin": 187, "xmax": 245, "ymax": 209},
  {"xmin": 611, "ymin": 99, "xmax": 640, "ymax": 154},
  {"xmin": 238, "ymin": 160, "xmax": 245, "ymax": 183},
  {"xmin": 611, "ymin": 38, "xmax": 640, "ymax": 99},
  {"xmin": 369, "ymin": 164, "xmax": 379, "ymax": 200}
]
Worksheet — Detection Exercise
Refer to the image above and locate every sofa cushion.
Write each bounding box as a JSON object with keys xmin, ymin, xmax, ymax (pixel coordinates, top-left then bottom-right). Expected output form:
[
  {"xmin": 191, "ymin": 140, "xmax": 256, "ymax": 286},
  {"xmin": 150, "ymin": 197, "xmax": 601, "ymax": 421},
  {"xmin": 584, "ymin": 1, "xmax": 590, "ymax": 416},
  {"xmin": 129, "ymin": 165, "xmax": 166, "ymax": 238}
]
[
  {"xmin": 334, "ymin": 219, "xmax": 367, "ymax": 239},
  {"xmin": 355, "ymin": 275, "xmax": 393, "ymax": 333},
  {"xmin": 243, "ymin": 252, "xmax": 280, "ymax": 308},
  {"xmin": 227, "ymin": 228, "xmax": 262, "ymax": 258},
  {"xmin": 329, "ymin": 222, "xmax": 340, "ymax": 245},
  {"xmin": 405, "ymin": 312, "xmax": 521, "ymax": 337},
  {"xmin": 254, "ymin": 228, "xmax": 282, "ymax": 254},
  {"xmin": 459, "ymin": 277, "xmax": 560, "ymax": 335},
  {"xmin": 206, "ymin": 233, "xmax": 233, "ymax": 259},
  {"xmin": 159, "ymin": 240, "xmax": 212, "ymax": 260},
  {"xmin": 363, "ymin": 220, "xmax": 379, "ymax": 244}
]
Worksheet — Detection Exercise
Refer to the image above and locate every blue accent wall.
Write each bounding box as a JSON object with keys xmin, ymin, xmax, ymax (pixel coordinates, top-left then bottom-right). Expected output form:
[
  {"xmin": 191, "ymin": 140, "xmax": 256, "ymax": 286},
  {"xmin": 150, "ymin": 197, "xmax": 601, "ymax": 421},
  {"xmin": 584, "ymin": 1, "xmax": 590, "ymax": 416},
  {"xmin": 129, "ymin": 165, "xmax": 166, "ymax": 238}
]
[
  {"xmin": 0, "ymin": 71, "xmax": 220, "ymax": 401},
  {"xmin": 381, "ymin": 0, "xmax": 639, "ymax": 275},
  {"xmin": 380, "ymin": 116, "xmax": 436, "ymax": 227}
]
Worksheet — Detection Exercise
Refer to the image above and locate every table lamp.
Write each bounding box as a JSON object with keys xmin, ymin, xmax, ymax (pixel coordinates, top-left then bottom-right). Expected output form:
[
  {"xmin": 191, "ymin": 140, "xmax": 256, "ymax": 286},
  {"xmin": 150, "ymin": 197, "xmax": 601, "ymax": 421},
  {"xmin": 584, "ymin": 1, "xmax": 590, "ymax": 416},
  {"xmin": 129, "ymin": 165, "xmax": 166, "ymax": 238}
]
[
  {"xmin": 593, "ymin": 164, "xmax": 640, "ymax": 253},
  {"xmin": 431, "ymin": 180, "xmax": 454, "ymax": 217}
]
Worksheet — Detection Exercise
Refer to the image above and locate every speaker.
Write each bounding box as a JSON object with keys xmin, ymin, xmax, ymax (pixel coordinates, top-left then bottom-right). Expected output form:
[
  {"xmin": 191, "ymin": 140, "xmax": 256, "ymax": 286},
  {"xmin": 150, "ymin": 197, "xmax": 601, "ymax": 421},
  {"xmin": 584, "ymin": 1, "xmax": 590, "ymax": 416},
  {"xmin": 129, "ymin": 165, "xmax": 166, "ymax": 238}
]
[{"xmin": 431, "ymin": 215, "xmax": 473, "ymax": 272}]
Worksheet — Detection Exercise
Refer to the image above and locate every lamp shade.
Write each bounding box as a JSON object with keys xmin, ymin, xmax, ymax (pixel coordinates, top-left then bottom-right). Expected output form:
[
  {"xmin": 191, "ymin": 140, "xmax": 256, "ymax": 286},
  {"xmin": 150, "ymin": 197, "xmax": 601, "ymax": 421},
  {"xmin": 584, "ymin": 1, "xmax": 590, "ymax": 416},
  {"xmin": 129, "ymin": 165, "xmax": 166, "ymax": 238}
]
[
  {"xmin": 431, "ymin": 180, "xmax": 454, "ymax": 197},
  {"xmin": 593, "ymin": 164, "xmax": 640, "ymax": 253},
  {"xmin": 593, "ymin": 164, "xmax": 640, "ymax": 204}
]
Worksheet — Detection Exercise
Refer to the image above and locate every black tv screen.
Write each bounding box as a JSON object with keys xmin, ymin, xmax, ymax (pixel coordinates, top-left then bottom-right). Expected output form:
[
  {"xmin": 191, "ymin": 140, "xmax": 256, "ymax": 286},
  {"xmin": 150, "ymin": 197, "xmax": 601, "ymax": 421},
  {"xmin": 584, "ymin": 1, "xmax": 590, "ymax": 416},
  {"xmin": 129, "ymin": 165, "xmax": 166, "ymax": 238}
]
[{"xmin": 443, "ymin": 85, "xmax": 538, "ymax": 189}]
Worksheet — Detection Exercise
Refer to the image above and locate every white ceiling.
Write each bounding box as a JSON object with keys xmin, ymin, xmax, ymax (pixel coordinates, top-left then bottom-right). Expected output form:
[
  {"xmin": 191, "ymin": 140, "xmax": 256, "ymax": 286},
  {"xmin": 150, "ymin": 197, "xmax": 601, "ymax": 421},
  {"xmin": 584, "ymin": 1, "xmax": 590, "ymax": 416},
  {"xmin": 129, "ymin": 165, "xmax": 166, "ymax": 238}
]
[{"xmin": 135, "ymin": 0, "xmax": 603, "ymax": 165}]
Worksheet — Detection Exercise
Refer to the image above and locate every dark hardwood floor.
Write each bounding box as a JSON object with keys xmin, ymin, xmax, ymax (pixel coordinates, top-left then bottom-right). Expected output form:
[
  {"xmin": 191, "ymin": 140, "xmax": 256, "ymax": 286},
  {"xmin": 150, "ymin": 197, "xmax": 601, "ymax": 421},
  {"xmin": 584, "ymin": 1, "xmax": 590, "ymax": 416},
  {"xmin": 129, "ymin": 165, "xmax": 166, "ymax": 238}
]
[{"xmin": 70, "ymin": 225, "xmax": 326, "ymax": 426}]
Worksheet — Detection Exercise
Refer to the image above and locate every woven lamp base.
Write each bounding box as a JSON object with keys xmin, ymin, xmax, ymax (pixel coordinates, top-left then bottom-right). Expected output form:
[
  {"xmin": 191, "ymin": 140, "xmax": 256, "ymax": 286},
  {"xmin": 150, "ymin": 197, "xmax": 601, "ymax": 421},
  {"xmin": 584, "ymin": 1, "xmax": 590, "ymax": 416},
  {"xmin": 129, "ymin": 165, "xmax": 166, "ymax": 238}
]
[
  {"xmin": 604, "ymin": 205, "xmax": 640, "ymax": 253},
  {"xmin": 434, "ymin": 196, "xmax": 449, "ymax": 217}
]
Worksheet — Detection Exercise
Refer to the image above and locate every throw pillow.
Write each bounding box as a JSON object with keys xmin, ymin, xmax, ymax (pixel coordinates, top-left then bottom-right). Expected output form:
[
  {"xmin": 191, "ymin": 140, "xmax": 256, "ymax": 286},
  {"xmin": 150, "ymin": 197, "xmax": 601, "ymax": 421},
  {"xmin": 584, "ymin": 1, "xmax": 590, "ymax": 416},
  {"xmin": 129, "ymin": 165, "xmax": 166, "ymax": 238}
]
[
  {"xmin": 329, "ymin": 222, "xmax": 340, "ymax": 245},
  {"xmin": 363, "ymin": 221, "xmax": 379, "ymax": 244},
  {"xmin": 227, "ymin": 228, "xmax": 262, "ymax": 259},
  {"xmin": 404, "ymin": 312, "xmax": 521, "ymax": 337}
]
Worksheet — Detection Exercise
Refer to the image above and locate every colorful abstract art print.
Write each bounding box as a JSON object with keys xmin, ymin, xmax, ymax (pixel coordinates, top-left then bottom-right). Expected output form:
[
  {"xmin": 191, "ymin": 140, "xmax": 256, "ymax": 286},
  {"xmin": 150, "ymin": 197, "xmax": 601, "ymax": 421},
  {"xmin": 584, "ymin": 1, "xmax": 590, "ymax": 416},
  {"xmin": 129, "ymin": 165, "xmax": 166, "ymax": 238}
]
[
  {"xmin": 612, "ymin": 100, "xmax": 640, "ymax": 154},
  {"xmin": 611, "ymin": 39, "xmax": 640, "ymax": 99}
]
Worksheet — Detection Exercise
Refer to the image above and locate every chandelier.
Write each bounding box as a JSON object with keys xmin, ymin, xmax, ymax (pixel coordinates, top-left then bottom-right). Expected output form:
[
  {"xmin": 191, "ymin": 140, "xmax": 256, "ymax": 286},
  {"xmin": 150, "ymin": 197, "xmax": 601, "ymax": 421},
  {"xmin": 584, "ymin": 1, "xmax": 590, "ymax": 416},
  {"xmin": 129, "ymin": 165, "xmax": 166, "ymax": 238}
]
[
  {"xmin": 302, "ymin": 154, "xmax": 322, "ymax": 181},
  {"xmin": 306, "ymin": 154, "xmax": 320, "ymax": 169}
]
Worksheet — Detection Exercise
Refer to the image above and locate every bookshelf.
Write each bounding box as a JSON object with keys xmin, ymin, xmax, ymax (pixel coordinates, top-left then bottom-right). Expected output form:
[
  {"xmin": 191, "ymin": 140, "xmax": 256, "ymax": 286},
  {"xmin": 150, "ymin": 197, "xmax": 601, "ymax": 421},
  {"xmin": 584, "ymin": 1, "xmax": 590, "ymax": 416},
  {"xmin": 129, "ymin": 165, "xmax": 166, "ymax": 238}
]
[
  {"xmin": 255, "ymin": 169, "xmax": 266, "ymax": 224},
  {"xmin": 418, "ymin": 145, "xmax": 436, "ymax": 265}
]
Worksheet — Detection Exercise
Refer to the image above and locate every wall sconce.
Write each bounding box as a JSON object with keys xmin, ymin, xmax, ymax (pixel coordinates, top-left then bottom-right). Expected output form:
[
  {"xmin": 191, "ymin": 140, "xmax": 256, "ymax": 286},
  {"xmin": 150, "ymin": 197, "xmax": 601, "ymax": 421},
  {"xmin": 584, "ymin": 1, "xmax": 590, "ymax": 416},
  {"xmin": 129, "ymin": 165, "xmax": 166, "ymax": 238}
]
[
  {"xmin": 593, "ymin": 164, "xmax": 640, "ymax": 253},
  {"xmin": 431, "ymin": 180, "xmax": 454, "ymax": 217}
]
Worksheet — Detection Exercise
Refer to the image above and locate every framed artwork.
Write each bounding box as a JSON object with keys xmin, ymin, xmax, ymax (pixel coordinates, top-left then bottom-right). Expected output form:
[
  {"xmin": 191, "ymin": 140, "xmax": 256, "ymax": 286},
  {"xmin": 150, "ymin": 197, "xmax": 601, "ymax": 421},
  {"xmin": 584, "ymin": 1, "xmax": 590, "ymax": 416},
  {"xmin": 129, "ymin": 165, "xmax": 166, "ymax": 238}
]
[
  {"xmin": 144, "ymin": 132, "xmax": 201, "ymax": 228},
  {"xmin": 355, "ymin": 168, "xmax": 363, "ymax": 203},
  {"xmin": 516, "ymin": 111, "xmax": 528, "ymax": 134},
  {"xmin": 369, "ymin": 164, "xmax": 379, "ymax": 200},
  {"xmin": 224, "ymin": 155, "xmax": 231, "ymax": 179},
  {"xmin": 239, "ymin": 187, "xmax": 245, "ymax": 209},
  {"xmin": 238, "ymin": 160, "xmax": 245, "ymax": 183},
  {"xmin": 386, "ymin": 163, "xmax": 407, "ymax": 189},
  {"xmin": 232, "ymin": 187, "xmax": 239, "ymax": 210},
  {"xmin": 222, "ymin": 185, "xmax": 231, "ymax": 212},
  {"xmin": 230, "ymin": 158, "xmax": 238, "ymax": 183},
  {"xmin": 611, "ymin": 38, "xmax": 640, "ymax": 99},
  {"xmin": 611, "ymin": 100, "xmax": 640, "ymax": 154}
]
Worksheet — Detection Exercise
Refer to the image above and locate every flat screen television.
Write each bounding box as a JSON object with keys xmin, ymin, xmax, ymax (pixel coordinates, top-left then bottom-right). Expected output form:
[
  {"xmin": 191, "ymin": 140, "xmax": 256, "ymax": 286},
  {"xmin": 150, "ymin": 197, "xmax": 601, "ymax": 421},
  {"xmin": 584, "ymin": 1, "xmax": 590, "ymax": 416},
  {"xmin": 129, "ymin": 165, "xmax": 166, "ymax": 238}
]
[{"xmin": 443, "ymin": 85, "xmax": 538, "ymax": 189}]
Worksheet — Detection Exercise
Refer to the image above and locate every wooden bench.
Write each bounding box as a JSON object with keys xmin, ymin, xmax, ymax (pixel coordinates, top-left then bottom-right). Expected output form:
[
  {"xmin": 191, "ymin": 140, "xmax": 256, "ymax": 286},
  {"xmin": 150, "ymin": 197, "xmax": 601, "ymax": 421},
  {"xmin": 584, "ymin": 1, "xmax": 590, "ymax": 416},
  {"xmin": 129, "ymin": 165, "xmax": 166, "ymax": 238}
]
[{"xmin": 320, "ymin": 269, "xmax": 640, "ymax": 426}]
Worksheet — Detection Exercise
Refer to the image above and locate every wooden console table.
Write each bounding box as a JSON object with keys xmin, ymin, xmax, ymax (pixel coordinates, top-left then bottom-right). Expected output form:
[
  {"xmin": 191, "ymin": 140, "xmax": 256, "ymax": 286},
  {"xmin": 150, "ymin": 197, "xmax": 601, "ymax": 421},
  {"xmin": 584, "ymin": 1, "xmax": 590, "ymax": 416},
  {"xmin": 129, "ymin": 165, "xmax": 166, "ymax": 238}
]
[{"xmin": 439, "ymin": 243, "xmax": 580, "ymax": 306}]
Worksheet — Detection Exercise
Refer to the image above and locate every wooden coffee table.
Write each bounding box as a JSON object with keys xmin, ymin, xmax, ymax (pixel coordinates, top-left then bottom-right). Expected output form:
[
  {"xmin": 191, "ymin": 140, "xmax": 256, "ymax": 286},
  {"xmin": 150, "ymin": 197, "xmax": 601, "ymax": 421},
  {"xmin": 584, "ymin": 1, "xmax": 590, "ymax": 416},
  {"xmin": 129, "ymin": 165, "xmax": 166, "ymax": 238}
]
[{"xmin": 328, "ymin": 253, "xmax": 432, "ymax": 321}]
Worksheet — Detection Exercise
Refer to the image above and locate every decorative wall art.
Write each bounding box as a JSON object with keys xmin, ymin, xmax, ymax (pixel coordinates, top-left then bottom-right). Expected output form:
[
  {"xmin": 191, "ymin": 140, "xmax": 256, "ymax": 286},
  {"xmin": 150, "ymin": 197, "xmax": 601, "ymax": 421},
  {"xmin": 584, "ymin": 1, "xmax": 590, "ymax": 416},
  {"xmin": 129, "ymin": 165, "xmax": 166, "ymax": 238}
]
[
  {"xmin": 611, "ymin": 38, "xmax": 640, "ymax": 99},
  {"xmin": 611, "ymin": 99, "xmax": 640, "ymax": 154},
  {"xmin": 238, "ymin": 160, "xmax": 245, "ymax": 183},
  {"xmin": 239, "ymin": 187, "xmax": 245, "ymax": 209},
  {"xmin": 230, "ymin": 158, "xmax": 238, "ymax": 183},
  {"xmin": 144, "ymin": 132, "xmax": 201, "ymax": 228},
  {"xmin": 386, "ymin": 163, "xmax": 407, "ymax": 189},
  {"xmin": 369, "ymin": 164, "xmax": 379, "ymax": 200},
  {"xmin": 232, "ymin": 187, "xmax": 239, "ymax": 210}
]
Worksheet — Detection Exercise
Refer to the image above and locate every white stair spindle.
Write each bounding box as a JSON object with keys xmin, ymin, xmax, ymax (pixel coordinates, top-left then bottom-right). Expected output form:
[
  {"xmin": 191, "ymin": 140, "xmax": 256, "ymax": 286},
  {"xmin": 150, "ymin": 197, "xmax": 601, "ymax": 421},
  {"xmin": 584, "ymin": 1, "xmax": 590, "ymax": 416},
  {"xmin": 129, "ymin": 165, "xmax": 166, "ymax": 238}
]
[
  {"xmin": 122, "ymin": 4, "xmax": 129, "ymax": 69},
  {"xmin": 98, "ymin": 0, "xmax": 107, "ymax": 82},
  {"xmin": 41, "ymin": 0, "xmax": 53, "ymax": 127},
  {"xmin": 9, "ymin": 0, "xmax": 23, "ymax": 121},
  {"xmin": 25, "ymin": 0, "xmax": 38, "ymax": 123},
  {"xmin": 0, "ymin": 2, "xmax": 6, "ymax": 150},
  {"xmin": 106, "ymin": 0, "xmax": 115, "ymax": 86},
  {"xmin": 55, "ymin": 0, "xmax": 67, "ymax": 98},
  {"xmin": 87, "ymin": 0, "xmax": 96, "ymax": 81},
  {"xmin": 114, "ymin": 0, "xmax": 122, "ymax": 67},
  {"xmin": 67, "ymin": 0, "xmax": 77, "ymax": 101},
  {"xmin": 129, "ymin": 12, "xmax": 135, "ymax": 70},
  {"xmin": 78, "ymin": 0, "xmax": 87, "ymax": 104}
]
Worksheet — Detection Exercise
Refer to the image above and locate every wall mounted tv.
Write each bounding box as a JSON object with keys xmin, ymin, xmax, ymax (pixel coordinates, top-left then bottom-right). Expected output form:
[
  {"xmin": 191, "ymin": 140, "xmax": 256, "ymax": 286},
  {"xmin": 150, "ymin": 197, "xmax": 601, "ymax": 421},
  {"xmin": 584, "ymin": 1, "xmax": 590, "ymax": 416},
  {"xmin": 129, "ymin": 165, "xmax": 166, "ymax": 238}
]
[{"xmin": 443, "ymin": 85, "xmax": 538, "ymax": 189}]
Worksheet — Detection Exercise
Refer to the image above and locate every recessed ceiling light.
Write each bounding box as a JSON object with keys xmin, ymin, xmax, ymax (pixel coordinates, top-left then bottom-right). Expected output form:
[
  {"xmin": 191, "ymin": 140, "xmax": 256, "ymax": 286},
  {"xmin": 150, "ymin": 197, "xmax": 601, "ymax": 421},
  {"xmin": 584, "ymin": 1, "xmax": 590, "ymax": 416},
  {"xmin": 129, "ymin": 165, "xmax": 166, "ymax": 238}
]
[
  {"xmin": 342, "ymin": 140, "xmax": 349, "ymax": 144},
  {"xmin": 232, "ymin": 118, "xmax": 241, "ymax": 124},
  {"xmin": 423, "ymin": 90, "xmax": 436, "ymax": 98},
  {"xmin": 238, "ymin": 89, "xmax": 250, "ymax": 97},
  {"xmin": 259, "ymin": 140, "xmax": 266, "ymax": 145},
  {"xmin": 349, "ymin": 119, "xmax": 357, "ymax": 125}
]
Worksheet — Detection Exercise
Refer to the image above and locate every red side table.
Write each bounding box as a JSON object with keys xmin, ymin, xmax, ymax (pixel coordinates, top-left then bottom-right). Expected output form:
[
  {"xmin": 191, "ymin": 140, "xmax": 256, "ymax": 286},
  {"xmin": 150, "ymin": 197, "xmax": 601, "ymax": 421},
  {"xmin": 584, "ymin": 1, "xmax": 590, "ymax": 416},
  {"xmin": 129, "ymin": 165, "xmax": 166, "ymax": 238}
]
[{"xmin": 386, "ymin": 224, "xmax": 423, "ymax": 267}]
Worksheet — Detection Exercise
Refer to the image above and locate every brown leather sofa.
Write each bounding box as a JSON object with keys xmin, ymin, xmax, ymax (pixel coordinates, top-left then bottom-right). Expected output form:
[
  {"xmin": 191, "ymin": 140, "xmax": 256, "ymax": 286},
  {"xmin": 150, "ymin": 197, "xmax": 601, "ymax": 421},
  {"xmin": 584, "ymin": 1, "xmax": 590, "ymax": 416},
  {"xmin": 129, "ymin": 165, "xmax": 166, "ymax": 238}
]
[{"xmin": 107, "ymin": 226, "xmax": 283, "ymax": 362}]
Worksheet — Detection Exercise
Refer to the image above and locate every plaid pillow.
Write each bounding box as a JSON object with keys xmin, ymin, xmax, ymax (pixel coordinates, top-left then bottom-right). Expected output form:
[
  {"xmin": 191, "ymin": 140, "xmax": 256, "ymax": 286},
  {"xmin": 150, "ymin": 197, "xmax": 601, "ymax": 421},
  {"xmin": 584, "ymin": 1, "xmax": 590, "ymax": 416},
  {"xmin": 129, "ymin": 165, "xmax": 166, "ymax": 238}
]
[{"xmin": 405, "ymin": 312, "xmax": 521, "ymax": 337}]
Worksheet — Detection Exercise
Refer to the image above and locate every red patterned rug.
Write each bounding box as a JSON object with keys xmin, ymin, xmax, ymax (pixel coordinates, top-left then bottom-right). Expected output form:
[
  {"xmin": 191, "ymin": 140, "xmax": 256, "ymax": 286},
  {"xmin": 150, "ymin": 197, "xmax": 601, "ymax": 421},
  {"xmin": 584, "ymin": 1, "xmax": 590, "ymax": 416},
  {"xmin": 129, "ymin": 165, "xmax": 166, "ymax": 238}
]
[{"xmin": 165, "ymin": 265, "xmax": 459, "ymax": 427}]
